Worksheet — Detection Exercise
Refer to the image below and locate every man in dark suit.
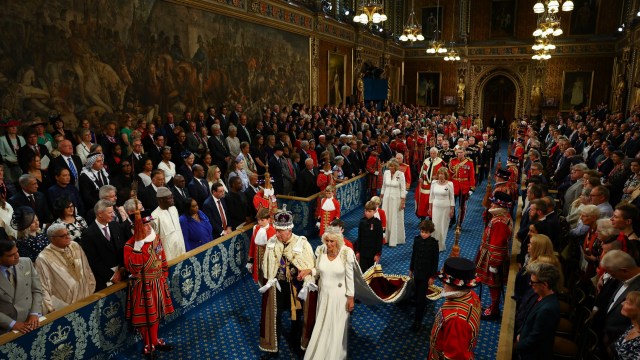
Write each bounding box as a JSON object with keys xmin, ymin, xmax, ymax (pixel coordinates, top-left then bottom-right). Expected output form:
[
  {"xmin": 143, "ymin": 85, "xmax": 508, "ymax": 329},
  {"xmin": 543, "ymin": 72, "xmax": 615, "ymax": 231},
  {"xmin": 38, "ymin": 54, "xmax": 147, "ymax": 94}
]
[
  {"xmin": 138, "ymin": 170, "xmax": 165, "ymax": 213},
  {"xmin": 97, "ymin": 121, "xmax": 121, "ymax": 158},
  {"xmin": 145, "ymin": 133, "xmax": 165, "ymax": 168},
  {"xmin": 0, "ymin": 239, "xmax": 43, "ymax": 332},
  {"xmin": 205, "ymin": 106, "xmax": 217, "ymax": 131},
  {"xmin": 48, "ymin": 140, "xmax": 82, "ymax": 185},
  {"xmin": 186, "ymin": 165, "xmax": 209, "ymax": 207},
  {"xmin": 514, "ymin": 262, "xmax": 560, "ymax": 360},
  {"xmin": 339, "ymin": 146, "xmax": 356, "ymax": 179},
  {"xmin": 170, "ymin": 174, "xmax": 190, "ymax": 214},
  {"xmin": 236, "ymin": 114, "xmax": 252, "ymax": 145},
  {"xmin": 297, "ymin": 158, "xmax": 319, "ymax": 197},
  {"xmin": 9, "ymin": 174, "xmax": 52, "ymax": 224},
  {"xmin": 160, "ymin": 112, "xmax": 178, "ymax": 145},
  {"xmin": 79, "ymin": 153, "xmax": 111, "ymax": 211},
  {"xmin": 18, "ymin": 128, "xmax": 50, "ymax": 172},
  {"xmin": 600, "ymin": 250, "xmax": 640, "ymax": 348},
  {"xmin": 226, "ymin": 176, "xmax": 249, "ymax": 229},
  {"xmin": 80, "ymin": 200, "xmax": 127, "ymax": 291},
  {"xmin": 208, "ymin": 124, "xmax": 231, "ymax": 175},
  {"xmin": 268, "ymin": 145, "xmax": 286, "ymax": 195},
  {"xmin": 229, "ymin": 103, "xmax": 242, "ymax": 128},
  {"xmin": 244, "ymin": 173, "xmax": 260, "ymax": 219},
  {"xmin": 202, "ymin": 182, "xmax": 232, "ymax": 239}
]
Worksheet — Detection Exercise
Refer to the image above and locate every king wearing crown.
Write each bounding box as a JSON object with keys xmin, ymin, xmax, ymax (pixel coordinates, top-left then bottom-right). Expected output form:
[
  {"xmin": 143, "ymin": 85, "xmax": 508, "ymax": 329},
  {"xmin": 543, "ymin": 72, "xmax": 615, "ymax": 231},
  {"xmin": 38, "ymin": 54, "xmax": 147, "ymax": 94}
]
[
  {"xmin": 258, "ymin": 206, "xmax": 316, "ymax": 358},
  {"xmin": 124, "ymin": 204, "xmax": 175, "ymax": 359}
]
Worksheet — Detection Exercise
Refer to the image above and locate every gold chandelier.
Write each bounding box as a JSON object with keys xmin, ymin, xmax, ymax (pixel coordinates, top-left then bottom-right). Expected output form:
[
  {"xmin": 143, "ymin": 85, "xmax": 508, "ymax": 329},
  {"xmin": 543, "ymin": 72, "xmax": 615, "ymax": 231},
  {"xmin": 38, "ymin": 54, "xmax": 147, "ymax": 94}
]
[
  {"xmin": 399, "ymin": 0, "xmax": 424, "ymax": 42},
  {"xmin": 531, "ymin": 1, "xmax": 573, "ymax": 61},
  {"xmin": 353, "ymin": 1, "xmax": 387, "ymax": 25},
  {"xmin": 426, "ymin": 0, "xmax": 446, "ymax": 54},
  {"xmin": 443, "ymin": 43, "xmax": 460, "ymax": 61}
]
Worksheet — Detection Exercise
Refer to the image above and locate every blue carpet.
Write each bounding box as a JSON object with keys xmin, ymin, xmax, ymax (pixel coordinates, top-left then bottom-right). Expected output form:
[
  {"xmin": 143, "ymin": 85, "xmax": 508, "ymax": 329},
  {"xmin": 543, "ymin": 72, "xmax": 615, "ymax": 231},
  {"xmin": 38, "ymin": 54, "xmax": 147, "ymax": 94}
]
[{"xmin": 118, "ymin": 146, "xmax": 508, "ymax": 360}]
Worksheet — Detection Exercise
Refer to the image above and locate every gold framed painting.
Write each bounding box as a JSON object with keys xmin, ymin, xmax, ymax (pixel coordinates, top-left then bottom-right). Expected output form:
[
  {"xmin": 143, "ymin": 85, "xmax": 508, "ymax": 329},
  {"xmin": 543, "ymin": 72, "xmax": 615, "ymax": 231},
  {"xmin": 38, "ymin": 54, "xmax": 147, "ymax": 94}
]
[
  {"xmin": 328, "ymin": 52, "xmax": 346, "ymax": 106},
  {"xmin": 560, "ymin": 71, "xmax": 594, "ymax": 111},
  {"xmin": 417, "ymin": 72, "xmax": 441, "ymax": 107}
]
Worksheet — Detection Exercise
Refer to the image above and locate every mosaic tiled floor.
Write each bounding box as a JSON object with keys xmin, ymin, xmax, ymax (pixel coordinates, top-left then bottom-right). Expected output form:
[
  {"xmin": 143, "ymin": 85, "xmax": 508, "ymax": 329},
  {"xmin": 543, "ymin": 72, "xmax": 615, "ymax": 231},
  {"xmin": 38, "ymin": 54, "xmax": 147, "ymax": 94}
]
[{"xmin": 118, "ymin": 147, "xmax": 507, "ymax": 360}]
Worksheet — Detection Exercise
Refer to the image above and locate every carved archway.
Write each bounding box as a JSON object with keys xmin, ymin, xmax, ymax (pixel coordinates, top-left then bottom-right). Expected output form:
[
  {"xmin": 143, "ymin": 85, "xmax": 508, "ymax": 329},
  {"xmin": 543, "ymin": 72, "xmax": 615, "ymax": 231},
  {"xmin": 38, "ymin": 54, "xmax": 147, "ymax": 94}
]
[{"xmin": 470, "ymin": 66, "xmax": 528, "ymax": 121}]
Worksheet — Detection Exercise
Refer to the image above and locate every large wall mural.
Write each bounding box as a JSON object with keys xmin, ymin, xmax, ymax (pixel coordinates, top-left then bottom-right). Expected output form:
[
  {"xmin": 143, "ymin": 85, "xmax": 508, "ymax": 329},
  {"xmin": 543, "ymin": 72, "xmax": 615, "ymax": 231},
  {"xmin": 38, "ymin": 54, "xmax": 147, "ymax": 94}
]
[{"xmin": 0, "ymin": 0, "xmax": 309, "ymax": 126}]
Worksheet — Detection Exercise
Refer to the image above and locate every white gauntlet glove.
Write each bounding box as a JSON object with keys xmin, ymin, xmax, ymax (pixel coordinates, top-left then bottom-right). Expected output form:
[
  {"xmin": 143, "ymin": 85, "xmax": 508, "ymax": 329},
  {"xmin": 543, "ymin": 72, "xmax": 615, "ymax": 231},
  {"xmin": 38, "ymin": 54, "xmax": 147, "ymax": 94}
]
[
  {"xmin": 489, "ymin": 266, "xmax": 498, "ymax": 274},
  {"xmin": 246, "ymin": 263, "xmax": 253, "ymax": 273}
]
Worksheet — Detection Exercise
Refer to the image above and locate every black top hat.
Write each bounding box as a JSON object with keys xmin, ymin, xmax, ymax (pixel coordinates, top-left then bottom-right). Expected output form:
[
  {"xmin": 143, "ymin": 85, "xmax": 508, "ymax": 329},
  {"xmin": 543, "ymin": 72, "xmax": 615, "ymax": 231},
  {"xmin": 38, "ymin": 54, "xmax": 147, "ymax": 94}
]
[
  {"xmin": 495, "ymin": 168, "xmax": 511, "ymax": 180},
  {"xmin": 490, "ymin": 191, "xmax": 513, "ymax": 209},
  {"xmin": 11, "ymin": 206, "xmax": 36, "ymax": 231},
  {"xmin": 437, "ymin": 257, "xmax": 479, "ymax": 289}
]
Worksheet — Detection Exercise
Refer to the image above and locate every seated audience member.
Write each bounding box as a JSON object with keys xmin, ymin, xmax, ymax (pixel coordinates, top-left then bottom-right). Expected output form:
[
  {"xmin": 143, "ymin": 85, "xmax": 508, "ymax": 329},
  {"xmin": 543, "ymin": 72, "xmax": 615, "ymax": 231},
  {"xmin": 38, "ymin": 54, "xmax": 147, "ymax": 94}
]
[
  {"xmin": 613, "ymin": 291, "xmax": 640, "ymax": 360},
  {"xmin": 12, "ymin": 206, "xmax": 49, "ymax": 263},
  {"xmin": 514, "ymin": 262, "xmax": 561, "ymax": 360},
  {"xmin": 35, "ymin": 223, "xmax": 96, "ymax": 314},
  {"xmin": 179, "ymin": 198, "xmax": 214, "ymax": 252},
  {"xmin": 151, "ymin": 187, "xmax": 186, "ymax": 261},
  {"xmin": 203, "ymin": 182, "xmax": 232, "ymax": 238},
  {"xmin": 80, "ymin": 200, "xmax": 127, "ymax": 291},
  {"xmin": 51, "ymin": 196, "xmax": 88, "ymax": 242},
  {"xmin": 9, "ymin": 174, "xmax": 52, "ymax": 225},
  {"xmin": 47, "ymin": 167, "xmax": 85, "ymax": 216},
  {"xmin": 0, "ymin": 238, "xmax": 43, "ymax": 333},
  {"xmin": 600, "ymin": 250, "xmax": 640, "ymax": 352}
]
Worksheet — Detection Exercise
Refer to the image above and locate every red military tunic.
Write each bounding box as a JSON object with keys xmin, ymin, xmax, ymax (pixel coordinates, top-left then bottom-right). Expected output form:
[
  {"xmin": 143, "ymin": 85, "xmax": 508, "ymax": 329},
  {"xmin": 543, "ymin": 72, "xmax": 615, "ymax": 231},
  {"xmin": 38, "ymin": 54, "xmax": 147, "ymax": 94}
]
[
  {"xmin": 317, "ymin": 196, "xmax": 340, "ymax": 236},
  {"xmin": 253, "ymin": 189, "xmax": 278, "ymax": 216},
  {"xmin": 395, "ymin": 139, "xmax": 407, "ymax": 155},
  {"xmin": 416, "ymin": 157, "xmax": 444, "ymax": 217},
  {"xmin": 398, "ymin": 162, "xmax": 412, "ymax": 189},
  {"xmin": 374, "ymin": 208, "xmax": 387, "ymax": 229},
  {"xmin": 507, "ymin": 163, "xmax": 519, "ymax": 184},
  {"xmin": 416, "ymin": 136, "xmax": 427, "ymax": 166},
  {"xmin": 475, "ymin": 211, "xmax": 512, "ymax": 288},
  {"xmin": 428, "ymin": 291, "xmax": 482, "ymax": 360},
  {"xmin": 366, "ymin": 154, "xmax": 383, "ymax": 193},
  {"xmin": 449, "ymin": 158, "xmax": 476, "ymax": 196},
  {"xmin": 316, "ymin": 169, "xmax": 335, "ymax": 192},
  {"xmin": 248, "ymin": 223, "xmax": 276, "ymax": 284},
  {"xmin": 512, "ymin": 143, "xmax": 525, "ymax": 163},
  {"xmin": 406, "ymin": 135, "xmax": 417, "ymax": 166},
  {"xmin": 124, "ymin": 234, "xmax": 175, "ymax": 326}
]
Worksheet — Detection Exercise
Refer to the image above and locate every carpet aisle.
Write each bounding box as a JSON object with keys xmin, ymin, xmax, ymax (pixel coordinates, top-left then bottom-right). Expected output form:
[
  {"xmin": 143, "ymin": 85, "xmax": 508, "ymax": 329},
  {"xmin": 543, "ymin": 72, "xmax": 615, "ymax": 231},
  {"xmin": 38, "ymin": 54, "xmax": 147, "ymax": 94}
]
[{"xmin": 117, "ymin": 144, "xmax": 508, "ymax": 360}]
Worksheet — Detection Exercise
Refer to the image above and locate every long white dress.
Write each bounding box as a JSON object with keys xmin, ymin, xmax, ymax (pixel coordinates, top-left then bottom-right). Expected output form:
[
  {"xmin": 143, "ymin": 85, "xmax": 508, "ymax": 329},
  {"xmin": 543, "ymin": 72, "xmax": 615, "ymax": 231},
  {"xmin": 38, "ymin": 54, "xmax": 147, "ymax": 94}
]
[
  {"xmin": 381, "ymin": 170, "xmax": 406, "ymax": 247},
  {"xmin": 305, "ymin": 245, "xmax": 354, "ymax": 360},
  {"xmin": 429, "ymin": 180, "xmax": 455, "ymax": 251}
]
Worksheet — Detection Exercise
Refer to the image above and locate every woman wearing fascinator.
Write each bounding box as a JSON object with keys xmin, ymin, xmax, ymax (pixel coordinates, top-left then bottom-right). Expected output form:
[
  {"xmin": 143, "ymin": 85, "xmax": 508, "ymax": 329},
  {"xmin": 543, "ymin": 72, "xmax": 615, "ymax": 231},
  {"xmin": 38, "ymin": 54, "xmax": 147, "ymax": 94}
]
[{"xmin": 12, "ymin": 206, "xmax": 49, "ymax": 262}]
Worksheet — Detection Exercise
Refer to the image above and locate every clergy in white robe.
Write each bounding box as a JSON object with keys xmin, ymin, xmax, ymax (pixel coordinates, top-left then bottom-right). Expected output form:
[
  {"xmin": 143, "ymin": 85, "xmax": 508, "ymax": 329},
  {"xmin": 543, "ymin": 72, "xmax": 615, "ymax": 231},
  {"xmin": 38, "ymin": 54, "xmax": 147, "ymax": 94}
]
[
  {"xmin": 35, "ymin": 223, "xmax": 96, "ymax": 314},
  {"xmin": 151, "ymin": 187, "xmax": 186, "ymax": 261}
]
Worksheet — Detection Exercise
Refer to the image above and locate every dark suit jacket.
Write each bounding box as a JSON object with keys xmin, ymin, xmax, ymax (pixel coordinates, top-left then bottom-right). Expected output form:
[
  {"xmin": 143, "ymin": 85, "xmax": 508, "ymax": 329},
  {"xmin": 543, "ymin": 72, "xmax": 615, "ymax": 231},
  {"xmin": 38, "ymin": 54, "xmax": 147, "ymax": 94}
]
[
  {"xmin": 80, "ymin": 221, "xmax": 127, "ymax": 291},
  {"xmin": 160, "ymin": 123, "xmax": 177, "ymax": 145},
  {"xmin": 187, "ymin": 178, "xmax": 209, "ymax": 207},
  {"xmin": 8, "ymin": 191, "xmax": 52, "ymax": 224},
  {"xmin": 297, "ymin": 168, "xmax": 319, "ymax": 197},
  {"xmin": 225, "ymin": 191, "xmax": 248, "ymax": 229},
  {"xmin": 237, "ymin": 124, "xmax": 252, "ymax": 144},
  {"xmin": 79, "ymin": 172, "xmax": 110, "ymax": 211},
  {"xmin": 202, "ymin": 196, "xmax": 229, "ymax": 238},
  {"xmin": 48, "ymin": 155, "xmax": 82, "ymax": 184},
  {"xmin": 138, "ymin": 185, "xmax": 158, "ymax": 213},
  {"xmin": 515, "ymin": 293, "xmax": 560, "ymax": 360},
  {"xmin": 268, "ymin": 155, "xmax": 285, "ymax": 195},
  {"xmin": 605, "ymin": 275, "xmax": 640, "ymax": 343},
  {"xmin": 207, "ymin": 135, "xmax": 230, "ymax": 171},
  {"xmin": 171, "ymin": 185, "xmax": 191, "ymax": 214},
  {"xmin": 244, "ymin": 185, "xmax": 259, "ymax": 218},
  {"xmin": 146, "ymin": 146, "xmax": 163, "ymax": 168},
  {"xmin": 18, "ymin": 144, "xmax": 50, "ymax": 172}
]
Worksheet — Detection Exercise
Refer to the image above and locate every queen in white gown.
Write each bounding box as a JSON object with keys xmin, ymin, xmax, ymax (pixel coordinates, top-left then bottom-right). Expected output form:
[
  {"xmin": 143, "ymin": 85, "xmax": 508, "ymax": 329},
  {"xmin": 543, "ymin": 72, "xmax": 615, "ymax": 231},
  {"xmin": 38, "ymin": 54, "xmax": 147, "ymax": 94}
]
[
  {"xmin": 304, "ymin": 229, "xmax": 355, "ymax": 360},
  {"xmin": 381, "ymin": 160, "xmax": 407, "ymax": 247},
  {"xmin": 429, "ymin": 168, "xmax": 455, "ymax": 251}
]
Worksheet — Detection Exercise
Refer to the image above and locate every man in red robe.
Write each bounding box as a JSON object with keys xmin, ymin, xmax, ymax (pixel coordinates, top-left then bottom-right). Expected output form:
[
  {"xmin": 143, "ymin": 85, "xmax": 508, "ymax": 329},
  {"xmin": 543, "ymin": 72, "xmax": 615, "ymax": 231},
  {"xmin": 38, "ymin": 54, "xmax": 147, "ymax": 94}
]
[
  {"xmin": 475, "ymin": 191, "xmax": 512, "ymax": 320},
  {"xmin": 124, "ymin": 212, "xmax": 175, "ymax": 359},
  {"xmin": 416, "ymin": 147, "xmax": 444, "ymax": 220}
]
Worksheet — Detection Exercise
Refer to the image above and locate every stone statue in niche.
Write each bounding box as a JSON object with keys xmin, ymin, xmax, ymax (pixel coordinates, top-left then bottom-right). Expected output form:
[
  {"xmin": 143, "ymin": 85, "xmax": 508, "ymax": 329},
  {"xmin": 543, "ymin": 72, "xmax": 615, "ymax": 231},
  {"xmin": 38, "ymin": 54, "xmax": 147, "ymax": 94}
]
[
  {"xmin": 530, "ymin": 78, "xmax": 542, "ymax": 115},
  {"xmin": 457, "ymin": 77, "xmax": 465, "ymax": 109},
  {"xmin": 613, "ymin": 74, "xmax": 626, "ymax": 113}
]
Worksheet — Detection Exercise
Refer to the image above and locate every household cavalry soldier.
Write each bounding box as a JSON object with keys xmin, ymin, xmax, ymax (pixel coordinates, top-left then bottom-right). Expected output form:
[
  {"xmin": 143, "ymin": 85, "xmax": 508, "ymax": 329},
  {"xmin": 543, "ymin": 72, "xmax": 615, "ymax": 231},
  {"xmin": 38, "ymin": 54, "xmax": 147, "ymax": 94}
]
[
  {"xmin": 259, "ymin": 206, "xmax": 317, "ymax": 357},
  {"xmin": 449, "ymin": 148, "xmax": 475, "ymax": 227},
  {"xmin": 466, "ymin": 137, "xmax": 479, "ymax": 178},
  {"xmin": 475, "ymin": 192, "xmax": 512, "ymax": 320},
  {"xmin": 429, "ymin": 257, "xmax": 482, "ymax": 360},
  {"xmin": 406, "ymin": 128, "xmax": 419, "ymax": 175},
  {"xmin": 416, "ymin": 128, "xmax": 427, "ymax": 164},
  {"xmin": 415, "ymin": 147, "xmax": 444, "ymax": 220}
]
